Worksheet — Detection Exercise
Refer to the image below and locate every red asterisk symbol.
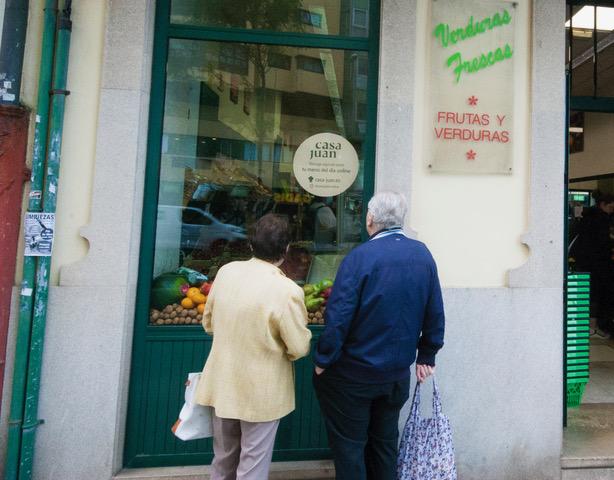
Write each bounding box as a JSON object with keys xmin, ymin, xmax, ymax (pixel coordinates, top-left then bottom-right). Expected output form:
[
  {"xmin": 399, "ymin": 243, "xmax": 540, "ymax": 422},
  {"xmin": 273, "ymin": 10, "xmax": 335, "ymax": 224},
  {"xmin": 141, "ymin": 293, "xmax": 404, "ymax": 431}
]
[
  {"xmin": 466, "ymin": 149, "xmax": 477, "ymax": 160},
  {"xmin": 468, "ymin": 96, "xmax": 478, "ymax": 106}
]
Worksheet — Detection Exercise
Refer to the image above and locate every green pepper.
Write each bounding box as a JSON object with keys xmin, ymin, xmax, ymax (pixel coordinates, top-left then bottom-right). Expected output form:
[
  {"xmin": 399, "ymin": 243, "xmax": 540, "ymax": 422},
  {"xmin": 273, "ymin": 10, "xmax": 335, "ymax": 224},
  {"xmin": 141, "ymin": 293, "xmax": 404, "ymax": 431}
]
[
  {"xmin": 305, "ymin": 293, "xmax": 317, "ymax": 303},
  {"xmin": 306, "ymin": 297, "xmax": 325, "ymax": 312},
  {"xmin": 303, "ymin": 284, "xmax": 315, "ymax": 295}
]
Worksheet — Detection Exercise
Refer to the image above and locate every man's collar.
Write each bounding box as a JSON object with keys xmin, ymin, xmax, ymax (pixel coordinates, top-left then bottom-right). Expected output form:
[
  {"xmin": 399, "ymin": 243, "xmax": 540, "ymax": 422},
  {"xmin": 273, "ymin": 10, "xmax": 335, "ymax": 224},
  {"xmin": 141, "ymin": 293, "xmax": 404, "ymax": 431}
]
[{"xmin": 369, "ymin": 226, "xmax": 403, "ymax": 240}]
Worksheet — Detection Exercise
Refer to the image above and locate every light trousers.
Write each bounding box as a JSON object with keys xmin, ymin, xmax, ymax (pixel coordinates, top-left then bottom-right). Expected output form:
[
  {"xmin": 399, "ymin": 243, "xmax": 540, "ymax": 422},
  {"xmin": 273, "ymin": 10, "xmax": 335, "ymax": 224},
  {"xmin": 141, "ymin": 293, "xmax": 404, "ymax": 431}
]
[{"xmin": 211, "ymin": 413, "xmax": 280, "ymax": 480}]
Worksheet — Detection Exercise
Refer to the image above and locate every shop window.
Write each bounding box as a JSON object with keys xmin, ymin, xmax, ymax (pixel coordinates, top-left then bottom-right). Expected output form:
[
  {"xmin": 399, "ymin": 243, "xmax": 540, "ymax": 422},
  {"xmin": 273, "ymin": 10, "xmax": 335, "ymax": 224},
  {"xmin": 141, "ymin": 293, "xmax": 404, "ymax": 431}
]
[
  {"xmin": 170, "ymin": 0, "xmax": 369, "ymax": 37},
  {"xmin": 567, "ymin": 5, "xmax": 614, "ymax": 97},
  {"xmin": 126, "ymin": 0, "xmax": 378, "ymax": 470},
  {"xmin": 296, "ymin": 55, "xmax": 324, "ymax": 74},
  {"xmin": 149, "ymin": 38, "xmax": 371, "ymax": 324}
]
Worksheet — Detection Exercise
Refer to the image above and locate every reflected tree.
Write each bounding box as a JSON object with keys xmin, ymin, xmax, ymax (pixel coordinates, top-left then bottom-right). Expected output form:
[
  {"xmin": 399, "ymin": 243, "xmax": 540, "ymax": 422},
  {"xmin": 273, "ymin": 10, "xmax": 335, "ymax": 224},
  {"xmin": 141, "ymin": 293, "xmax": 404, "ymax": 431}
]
[{"xmin": 201, "ymin": 0, "xmax": 306, "ymax": 172}]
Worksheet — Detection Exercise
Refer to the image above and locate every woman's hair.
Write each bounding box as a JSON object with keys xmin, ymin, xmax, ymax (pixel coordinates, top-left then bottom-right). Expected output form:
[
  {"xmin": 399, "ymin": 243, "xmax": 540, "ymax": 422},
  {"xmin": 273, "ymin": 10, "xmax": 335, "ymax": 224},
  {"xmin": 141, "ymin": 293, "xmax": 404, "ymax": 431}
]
[
  {"xmin": 249, "ymin": 213, "xmax": 290, "ymax": 261},
  {"xmin": 367, "ymin": 191, "xmax": 408, "ymax": 228}
]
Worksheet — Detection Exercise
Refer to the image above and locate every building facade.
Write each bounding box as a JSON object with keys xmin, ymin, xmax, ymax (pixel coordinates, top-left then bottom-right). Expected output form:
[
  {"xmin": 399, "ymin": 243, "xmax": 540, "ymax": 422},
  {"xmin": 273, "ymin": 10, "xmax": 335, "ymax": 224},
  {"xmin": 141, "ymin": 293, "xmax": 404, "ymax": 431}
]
[{"xmin": 0, "ymin": 0, "xmax": 567, "ymax": 479}]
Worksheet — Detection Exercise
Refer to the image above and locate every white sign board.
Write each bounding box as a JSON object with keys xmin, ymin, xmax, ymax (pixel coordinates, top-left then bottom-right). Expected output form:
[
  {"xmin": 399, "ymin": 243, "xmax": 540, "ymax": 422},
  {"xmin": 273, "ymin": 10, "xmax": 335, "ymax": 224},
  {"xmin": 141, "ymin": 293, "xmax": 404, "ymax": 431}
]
[
  {"xmin": 429, "ymin": 0, "xmax": 516, "ymax": 174},
  {"xmin": 293, "ymin": 133, "xmax": 359, "ymax": 196},
  {"xmin": 24, "ymin": 212, "xmax": 55, "ymax": 257}
]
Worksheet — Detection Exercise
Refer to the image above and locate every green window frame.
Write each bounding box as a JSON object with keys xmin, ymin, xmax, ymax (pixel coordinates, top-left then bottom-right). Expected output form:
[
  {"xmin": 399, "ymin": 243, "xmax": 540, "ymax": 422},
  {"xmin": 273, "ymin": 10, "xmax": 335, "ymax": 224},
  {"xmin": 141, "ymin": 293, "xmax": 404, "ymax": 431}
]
[{"xmin": 124, "ymin": 0, "xmax": 380, "ymax": 468}]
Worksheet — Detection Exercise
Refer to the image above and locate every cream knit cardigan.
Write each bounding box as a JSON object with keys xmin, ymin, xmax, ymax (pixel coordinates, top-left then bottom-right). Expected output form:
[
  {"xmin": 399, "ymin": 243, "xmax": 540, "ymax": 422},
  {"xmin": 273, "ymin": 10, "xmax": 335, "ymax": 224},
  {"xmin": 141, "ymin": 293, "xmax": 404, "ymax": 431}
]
[{"xmin": 195, "ymin": 257, "xmax": 313, "ymax": 422}]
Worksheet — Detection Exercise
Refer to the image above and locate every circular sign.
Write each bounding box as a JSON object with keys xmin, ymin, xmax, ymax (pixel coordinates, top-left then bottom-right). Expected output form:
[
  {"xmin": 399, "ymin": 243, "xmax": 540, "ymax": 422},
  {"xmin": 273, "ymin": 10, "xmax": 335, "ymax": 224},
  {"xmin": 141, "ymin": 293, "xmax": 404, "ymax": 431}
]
[{"xmin": 293, "ymin": 133, "xmax": 359, "ymax": 197}]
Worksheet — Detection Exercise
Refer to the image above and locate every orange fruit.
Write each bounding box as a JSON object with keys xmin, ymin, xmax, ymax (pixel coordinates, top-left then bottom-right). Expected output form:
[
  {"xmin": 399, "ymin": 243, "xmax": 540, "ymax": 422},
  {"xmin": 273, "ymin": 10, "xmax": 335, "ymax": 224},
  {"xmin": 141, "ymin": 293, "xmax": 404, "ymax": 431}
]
[
  {"xmin": 197, "ymin": 303, "xmax": 205, "ymax": 314},
  {"xmin": 192, "ymin": 293, "xmax": 206, "ymax": 305},
  {"xmin": 187, "ymin": 287, "xmax": 200, "ymax": 300},
  {"xmin": 181, "ymin": 297, "xmax": 195, "ymax": 309}
]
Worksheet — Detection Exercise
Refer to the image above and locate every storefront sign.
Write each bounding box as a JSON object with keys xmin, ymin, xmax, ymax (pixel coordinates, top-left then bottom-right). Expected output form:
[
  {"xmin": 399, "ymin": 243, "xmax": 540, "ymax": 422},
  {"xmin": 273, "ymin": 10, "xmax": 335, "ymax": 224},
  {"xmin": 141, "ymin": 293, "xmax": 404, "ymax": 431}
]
[
  {"xmin": 24, "ymin": 212, "xmax": 55, "ymax": 256},
  {"xmin": 429, "ymin": 0, "xmax": 515, "ymax": 174},
  {"xmin": 293, "ymin": 133, "xmax": 359, "ymax": 196}
]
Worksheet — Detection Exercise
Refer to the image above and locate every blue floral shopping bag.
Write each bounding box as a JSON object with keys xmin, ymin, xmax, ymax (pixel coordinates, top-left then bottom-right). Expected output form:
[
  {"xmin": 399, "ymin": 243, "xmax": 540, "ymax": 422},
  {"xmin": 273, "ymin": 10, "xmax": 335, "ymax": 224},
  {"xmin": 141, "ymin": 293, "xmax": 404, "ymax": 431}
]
[{"xmin": 397, "ymin": 377, "xmax": 457, "ymax": 480}]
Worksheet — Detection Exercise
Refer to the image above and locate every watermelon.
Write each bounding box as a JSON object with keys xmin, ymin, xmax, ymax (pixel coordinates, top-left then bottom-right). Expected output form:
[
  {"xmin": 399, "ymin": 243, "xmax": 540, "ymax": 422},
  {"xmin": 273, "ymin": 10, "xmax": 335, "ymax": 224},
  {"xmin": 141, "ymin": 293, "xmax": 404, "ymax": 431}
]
[{"xmin": 151, "ymin": 273, "xmax": 189, "ymax": 310}]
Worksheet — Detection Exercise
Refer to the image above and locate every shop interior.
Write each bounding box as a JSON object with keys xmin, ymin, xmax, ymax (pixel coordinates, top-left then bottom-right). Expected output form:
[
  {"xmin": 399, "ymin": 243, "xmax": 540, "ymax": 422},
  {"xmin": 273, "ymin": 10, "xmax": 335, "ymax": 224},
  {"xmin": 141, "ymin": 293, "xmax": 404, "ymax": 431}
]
[{"xmin": 564, "ymin": 2, "xmax": 614, "ymax": 464}]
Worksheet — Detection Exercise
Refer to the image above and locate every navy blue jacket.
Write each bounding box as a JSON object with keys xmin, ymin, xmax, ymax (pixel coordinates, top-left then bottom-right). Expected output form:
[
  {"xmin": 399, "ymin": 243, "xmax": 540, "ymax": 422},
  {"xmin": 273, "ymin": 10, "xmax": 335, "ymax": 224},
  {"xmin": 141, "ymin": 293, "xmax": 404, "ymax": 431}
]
[{"xmin": 314, "ymin": 229, "xmax": 445, "ymax": 383}]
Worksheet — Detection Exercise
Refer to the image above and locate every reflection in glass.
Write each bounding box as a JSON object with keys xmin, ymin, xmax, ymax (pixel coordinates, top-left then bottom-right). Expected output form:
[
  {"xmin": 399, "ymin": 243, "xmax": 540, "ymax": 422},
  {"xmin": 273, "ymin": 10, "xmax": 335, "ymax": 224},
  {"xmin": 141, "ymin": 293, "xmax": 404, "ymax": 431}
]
[
  {"xmin": 567, "ymin": 5, "xmax": 614, "ymax": 97},
  {"xmin": 150, "ymin": 39, "xmax": 369, "ymax": 321},
  {"xmin": 171, "ymin": 0, "xmax": 370, "ymax": 37}
]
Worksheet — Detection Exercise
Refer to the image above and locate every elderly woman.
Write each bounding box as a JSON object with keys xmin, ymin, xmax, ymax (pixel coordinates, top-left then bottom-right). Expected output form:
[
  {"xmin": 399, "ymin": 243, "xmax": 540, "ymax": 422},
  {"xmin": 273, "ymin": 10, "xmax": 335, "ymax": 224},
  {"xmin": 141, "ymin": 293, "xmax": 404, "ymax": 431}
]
[{"xmin": 195, "ymin": 213, "xmax": 312, "ymax": 480}]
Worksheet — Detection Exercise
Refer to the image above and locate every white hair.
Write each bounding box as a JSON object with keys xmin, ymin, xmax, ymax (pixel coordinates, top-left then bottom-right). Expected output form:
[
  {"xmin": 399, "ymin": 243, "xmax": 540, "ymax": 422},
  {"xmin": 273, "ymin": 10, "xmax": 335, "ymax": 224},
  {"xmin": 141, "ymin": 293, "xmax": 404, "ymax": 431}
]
[{"xmin": 367, "ymin": 191, "xmax": 408, "ymax": 228}]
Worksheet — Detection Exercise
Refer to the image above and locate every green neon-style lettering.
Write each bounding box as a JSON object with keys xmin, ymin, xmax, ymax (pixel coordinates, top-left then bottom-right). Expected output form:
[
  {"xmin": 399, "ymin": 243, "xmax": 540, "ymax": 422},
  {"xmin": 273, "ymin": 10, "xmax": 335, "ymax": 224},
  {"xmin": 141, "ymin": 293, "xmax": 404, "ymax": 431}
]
[
  {"xmin": 446, "ymin": 52, "xmax": 464, "ymax": 83},
  {"xmin": 434, "ymin": 9, "xmax": 512, "ymax": 48},
  {"xmin": 433, "ymin": 23, "xmax": 448, "ymax": 47},
  {"xmin": 504, "ymin": 43, "xmax": 513, "ymax": 58},
  {"xmin": 445, "ymin": 43, "xmax": 514, "ymax": 83},
  {"xmin": 502, "ymin": 9, "xmax": 512, "ymax": 24}
]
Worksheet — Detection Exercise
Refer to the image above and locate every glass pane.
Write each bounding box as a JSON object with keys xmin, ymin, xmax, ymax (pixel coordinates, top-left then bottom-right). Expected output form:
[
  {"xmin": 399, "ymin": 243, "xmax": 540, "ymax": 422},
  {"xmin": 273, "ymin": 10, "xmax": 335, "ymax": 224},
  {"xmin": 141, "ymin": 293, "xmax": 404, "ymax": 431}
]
[
  {"xmin": 567, "ymin": 5, "xmax": 614, "ymax": 97},
  {"xmin": 149, "ymin": 38, "xmax": 369, "ymax": 325},
  {"xmin": 171, "ymin": 0, "xmax": 370, "ymax": 37}
]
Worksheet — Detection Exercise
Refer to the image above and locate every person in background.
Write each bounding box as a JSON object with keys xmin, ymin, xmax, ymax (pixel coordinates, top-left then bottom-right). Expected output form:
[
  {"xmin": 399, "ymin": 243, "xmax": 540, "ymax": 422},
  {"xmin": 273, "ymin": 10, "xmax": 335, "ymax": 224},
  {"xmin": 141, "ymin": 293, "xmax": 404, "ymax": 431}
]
[
  {"xmin": 311, "ymin": 196, "xmax": 337, "ymax": 249},
  {"xmin": 195, "ymin": 214, "xmax": 312, "ymax": 480},
  {"xmin": 313, "ymin": 191, "xmax": 445, "ymax": 480},
  {"xmin": 572, "ymin": 191, "xmax": 614, "ymax": 335}
]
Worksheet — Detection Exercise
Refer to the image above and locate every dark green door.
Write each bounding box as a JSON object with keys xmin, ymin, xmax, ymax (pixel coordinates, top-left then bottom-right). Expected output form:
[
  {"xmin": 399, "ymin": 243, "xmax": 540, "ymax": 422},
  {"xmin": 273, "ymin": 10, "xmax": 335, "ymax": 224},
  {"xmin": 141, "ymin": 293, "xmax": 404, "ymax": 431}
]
[{"xmin": 124, "ymin": 0, "xmax": 380, "ymax": 468}]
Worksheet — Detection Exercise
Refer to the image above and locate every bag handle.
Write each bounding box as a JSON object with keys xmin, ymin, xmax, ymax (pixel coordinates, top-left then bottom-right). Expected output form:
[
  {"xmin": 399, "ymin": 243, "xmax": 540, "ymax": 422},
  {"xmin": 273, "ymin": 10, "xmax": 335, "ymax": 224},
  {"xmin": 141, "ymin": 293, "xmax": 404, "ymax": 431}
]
[
  {"xmin": 432, "ymin": 376, "xmax": 443, "ymax": 418},
  {"xmin": 410, "ymin": 375, "xmax": 444, "ymax": 419},
  {"xmin": 409, "ymin": 380, "xmax": 422, "ymax": 420}
]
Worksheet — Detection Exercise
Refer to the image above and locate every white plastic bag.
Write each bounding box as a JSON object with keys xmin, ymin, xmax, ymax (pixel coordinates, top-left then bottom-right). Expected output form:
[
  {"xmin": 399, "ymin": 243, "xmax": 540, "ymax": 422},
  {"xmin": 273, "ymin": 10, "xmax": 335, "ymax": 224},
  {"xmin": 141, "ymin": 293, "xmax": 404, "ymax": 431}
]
[{"xmin": 171, "ymin": 372, "xmax": 213, "ymax": 441}]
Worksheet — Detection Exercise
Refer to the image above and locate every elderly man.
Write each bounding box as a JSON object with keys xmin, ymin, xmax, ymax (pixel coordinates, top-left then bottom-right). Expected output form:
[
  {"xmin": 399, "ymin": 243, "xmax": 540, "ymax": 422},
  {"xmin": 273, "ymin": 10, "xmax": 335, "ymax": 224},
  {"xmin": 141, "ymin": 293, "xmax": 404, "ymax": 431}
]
[{"xmin": 313, "ymin": 191, "xmax": 445, "ymax": 480}]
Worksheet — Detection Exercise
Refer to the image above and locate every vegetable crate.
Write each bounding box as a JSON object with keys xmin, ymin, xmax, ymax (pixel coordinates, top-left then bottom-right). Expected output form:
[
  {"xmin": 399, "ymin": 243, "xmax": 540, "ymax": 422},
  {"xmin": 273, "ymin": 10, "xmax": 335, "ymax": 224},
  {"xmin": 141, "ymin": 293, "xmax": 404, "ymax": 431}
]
[{"xmin": 566, "ymin": 273, "xmax": 590, "ymax": 409}]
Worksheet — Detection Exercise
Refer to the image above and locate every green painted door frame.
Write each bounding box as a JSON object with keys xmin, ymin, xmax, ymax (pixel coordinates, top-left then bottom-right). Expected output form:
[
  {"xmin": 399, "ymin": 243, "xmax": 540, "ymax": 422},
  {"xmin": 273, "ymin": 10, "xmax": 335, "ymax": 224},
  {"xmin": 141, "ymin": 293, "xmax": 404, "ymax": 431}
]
[{"xmin": 124, "ymin": 0, "xmax": 381, "ymax": 468}]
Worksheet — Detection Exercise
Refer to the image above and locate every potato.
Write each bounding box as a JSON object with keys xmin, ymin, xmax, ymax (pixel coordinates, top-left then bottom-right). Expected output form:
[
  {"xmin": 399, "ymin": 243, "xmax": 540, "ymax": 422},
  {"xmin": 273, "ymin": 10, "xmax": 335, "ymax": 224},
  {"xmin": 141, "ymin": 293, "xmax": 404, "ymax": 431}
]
[
  {"xmin": 176, "ymin": 306, "xmax": 184, "ymax": 313},
  {"xmin": 315, "ymin": 312, "xmax": 323, "ymax": 319},
  {"xmin": 170, "ymin": 311, "xmax": 177, "ymax": 319},
  {"xmin": 151, "ymin": 311, "xmax": 160, "ymax": 321},
  {"xmin": 192, "ymin": 318, "xmax": 199, "ymax": 324},
  {"xmin": 164, "ymin": 318, "xmax": 172, "ymax": 325},
  {"xmin": 156, "ymin": 319, "xmax": 164, "ymax": 325},
  {"xmin": 163, "ymin": 305, "xmax": 173, "ymax": 314},
  {"xmin": 180, "ymin": 310, "xmax": 189, "ymax": 318},
  {"xmin": 189, "ymin": 309, "xmax": 198, "ymax": 318}
]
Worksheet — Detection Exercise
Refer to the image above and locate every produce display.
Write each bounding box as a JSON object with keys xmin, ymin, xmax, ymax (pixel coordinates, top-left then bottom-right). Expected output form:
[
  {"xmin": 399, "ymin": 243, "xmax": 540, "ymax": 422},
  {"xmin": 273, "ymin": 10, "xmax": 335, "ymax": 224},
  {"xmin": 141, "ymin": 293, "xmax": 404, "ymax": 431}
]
[
  {"xmin": 150, "ymin": 269, "xmax": 334, "ymax": 327},
  {"xmin": 303, "ymin": 279, "xmax": 333, "ymax": 325},
  {"xmin": 150, "ymin": 273, "xmax": 190, "ymax": 310},
  {"xmin": 149, "ymin": 304, "xmax": 202, "ymax": 325},
  {"xmin": 150, "ymin": 270, "xmax": 213, "ymax": 326}
]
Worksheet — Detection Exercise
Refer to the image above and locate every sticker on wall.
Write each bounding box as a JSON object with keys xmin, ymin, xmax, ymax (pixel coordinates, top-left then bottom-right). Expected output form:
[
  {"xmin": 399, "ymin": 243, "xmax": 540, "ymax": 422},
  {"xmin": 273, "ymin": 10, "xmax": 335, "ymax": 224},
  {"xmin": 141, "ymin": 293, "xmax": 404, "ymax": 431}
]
[
  {"xmin": 428, "ymin": 0, "xmax": 516, "ymax": 174},
  {"xmin": 24, "ymin": 212, "xmax": 55, "ymax": 257},
  {"xmin": 293, "ymin": 133, "xmax": 359, "ymax": 197}
]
